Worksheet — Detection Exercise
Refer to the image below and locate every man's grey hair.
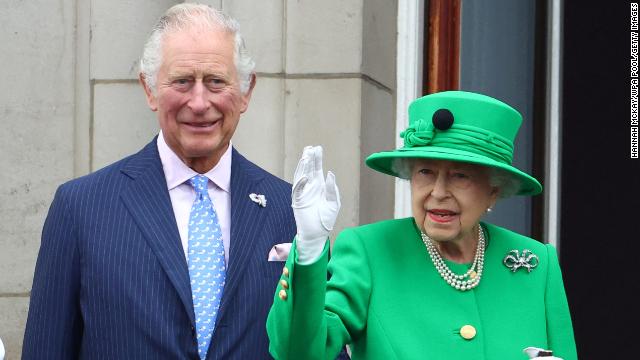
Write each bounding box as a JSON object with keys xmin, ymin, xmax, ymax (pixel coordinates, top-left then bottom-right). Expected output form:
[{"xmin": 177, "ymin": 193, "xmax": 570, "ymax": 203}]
[
  {"xmin": 139, "ymin": 3, "xmax": 255, "ymax": 94},
  {"xmin": 391, "ymin": 158, "xmax": 521, "ymax": 198}
]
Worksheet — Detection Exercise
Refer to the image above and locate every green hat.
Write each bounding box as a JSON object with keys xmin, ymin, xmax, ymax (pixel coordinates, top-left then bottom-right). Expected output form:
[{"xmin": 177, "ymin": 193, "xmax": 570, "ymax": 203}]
[{"xmin": 365, "ymin": 91, "xmax": 542, "ymax": 196}]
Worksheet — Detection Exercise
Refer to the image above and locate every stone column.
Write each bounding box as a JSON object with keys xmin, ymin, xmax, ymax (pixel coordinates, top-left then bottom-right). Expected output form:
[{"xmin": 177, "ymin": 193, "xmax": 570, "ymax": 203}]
[{"xmin": 0, "ymin": 0, "xmax": 76, "ymax": 357}]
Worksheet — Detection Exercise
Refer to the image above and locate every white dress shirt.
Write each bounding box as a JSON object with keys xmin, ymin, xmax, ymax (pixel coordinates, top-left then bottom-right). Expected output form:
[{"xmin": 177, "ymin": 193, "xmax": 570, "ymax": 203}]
[{"xmin": 157, "ymin": 131, "xmax": 231, "ymax": 265}]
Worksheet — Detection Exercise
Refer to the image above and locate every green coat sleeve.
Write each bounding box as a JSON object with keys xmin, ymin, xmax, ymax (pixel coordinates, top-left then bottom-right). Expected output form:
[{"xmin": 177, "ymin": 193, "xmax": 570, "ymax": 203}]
[
  {"xmin": 544, "ymin": 244, "xmax": 578, "ymax": 359},
  {"xmin": 267, "ymin": 231, "xmax": 372, "ymax": 360}
]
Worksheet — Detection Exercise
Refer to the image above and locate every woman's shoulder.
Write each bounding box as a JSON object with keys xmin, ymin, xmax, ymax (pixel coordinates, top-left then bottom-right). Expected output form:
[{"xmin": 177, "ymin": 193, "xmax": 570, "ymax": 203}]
[
  {"xmin": 483, "ymin": 222, "xmax": 548, "ymax": 249},
  {"xmin": 334, "ymin": 218, "xmax": 418, "ymax": 257},
  {"xmin": 338, "ymin": 217, "xmax": 416, "ymax": 239}
]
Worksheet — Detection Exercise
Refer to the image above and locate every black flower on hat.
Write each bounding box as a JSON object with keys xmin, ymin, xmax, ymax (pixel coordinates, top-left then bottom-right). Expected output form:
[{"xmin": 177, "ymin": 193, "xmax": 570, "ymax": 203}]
[{"xmin": 432, "ymin": 109, "xmax": 454, "ymax": 130}]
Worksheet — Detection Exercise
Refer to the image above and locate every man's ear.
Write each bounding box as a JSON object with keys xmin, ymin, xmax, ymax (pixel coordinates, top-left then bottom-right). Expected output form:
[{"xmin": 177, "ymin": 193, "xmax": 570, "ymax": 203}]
[
  {"xmin": 239, "ymin": 73, "xmax": 257, "ymax": 114},
  {"xmin": 139, "ymin": 73, "xmax": 158, "ymax": 111}
]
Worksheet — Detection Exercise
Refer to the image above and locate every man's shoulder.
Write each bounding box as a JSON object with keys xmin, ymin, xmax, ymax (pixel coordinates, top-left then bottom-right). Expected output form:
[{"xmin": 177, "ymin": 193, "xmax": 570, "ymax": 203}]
[
  {"xmin": 58, "ymin": 140, "xmax": 156, "ymax": 194},
  {"xmin": 231, "ymin": 148, "xmax": 292, "ymax": 191}
]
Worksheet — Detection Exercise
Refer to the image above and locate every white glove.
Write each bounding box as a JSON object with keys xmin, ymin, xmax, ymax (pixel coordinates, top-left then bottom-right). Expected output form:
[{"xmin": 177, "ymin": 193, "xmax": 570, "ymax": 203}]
[
  {"xmin": 523, "ymin": 347, "xmax": 563, "ymax": 360},
  {"xmin": 292, "ymin": 146, "xmax": 341, "ymax": 264}
]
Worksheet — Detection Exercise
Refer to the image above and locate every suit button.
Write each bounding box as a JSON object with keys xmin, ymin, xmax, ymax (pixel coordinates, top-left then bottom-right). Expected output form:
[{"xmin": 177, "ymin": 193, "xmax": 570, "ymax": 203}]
[
  {"xmin": 282, "ymin": 266, "xmax": 290, "ymax": 277},
  {"xmin": 278, "ymin": 289, "xmax": 288, "ymax": 301},
  {"xmin": 280, "ymin": 279, "xmax": 289, "ymax": 289},
  {"xmin": 460, "ymin": 325, "xmax": 476, "ymax": 340},
  {"xmin": 190, "ymin": 325, "xmax": 195, "ymax": 334}
]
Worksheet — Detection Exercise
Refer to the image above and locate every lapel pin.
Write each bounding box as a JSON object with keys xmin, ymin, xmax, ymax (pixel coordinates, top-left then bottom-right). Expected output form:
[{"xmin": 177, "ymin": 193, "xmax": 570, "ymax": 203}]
[
  {"xmin": 503, "ymin": 249, "xmax": 539, "ymax": 273},
  {"xmin": 249, "ymin": 193, "xmax": 267, "ymax": 208}
]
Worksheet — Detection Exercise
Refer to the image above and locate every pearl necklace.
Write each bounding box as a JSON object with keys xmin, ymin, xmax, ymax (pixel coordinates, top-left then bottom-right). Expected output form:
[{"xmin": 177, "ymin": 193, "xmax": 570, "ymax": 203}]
[{"xmin": 420, "ymin": 226, "xmax": 485, "ymax": 291}]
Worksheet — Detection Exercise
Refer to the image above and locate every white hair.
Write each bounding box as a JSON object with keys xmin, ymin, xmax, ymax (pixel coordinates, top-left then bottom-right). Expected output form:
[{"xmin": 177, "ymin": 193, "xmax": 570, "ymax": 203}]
[
  {"xmin": 391, "ymin": 158, "xmax": 414, "ymax": 180},
  {"xmin": 139, "ymin": 3, "xmax": 255, "ymax": 94},
  {"xmin": 487, "ymin": 167, "xmax": 521, "ymax": 198},
  {"xmin": 392, "ymin": 158, "xmax": 522, "ymax": 198}
]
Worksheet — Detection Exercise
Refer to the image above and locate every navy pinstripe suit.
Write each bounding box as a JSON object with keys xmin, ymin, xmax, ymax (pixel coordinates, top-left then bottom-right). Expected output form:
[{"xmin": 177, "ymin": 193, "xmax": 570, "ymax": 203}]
[{"xmin": 23, "ymin": 138, "xmax": 297, "ymax": 359}]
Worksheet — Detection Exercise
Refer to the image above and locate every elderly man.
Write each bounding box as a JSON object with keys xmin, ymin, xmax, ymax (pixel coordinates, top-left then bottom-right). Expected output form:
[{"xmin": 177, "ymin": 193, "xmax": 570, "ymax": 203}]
[{"xmin": 23, "ymin": 4, "xmax": 298, "ymax": 359}]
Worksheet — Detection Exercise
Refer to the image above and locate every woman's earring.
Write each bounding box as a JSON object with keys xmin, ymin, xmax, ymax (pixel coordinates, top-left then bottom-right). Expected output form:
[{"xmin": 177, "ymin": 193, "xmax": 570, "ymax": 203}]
[{"xmin": 486, "ymin": 207, "xmax": 493, "ymax": 213}]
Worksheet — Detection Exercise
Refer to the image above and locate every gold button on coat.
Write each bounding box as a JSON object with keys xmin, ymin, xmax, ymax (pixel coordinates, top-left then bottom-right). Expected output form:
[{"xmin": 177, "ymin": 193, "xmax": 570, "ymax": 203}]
[
  {"xmin": 282, "ymin": 267, "xmax": 290, "ymax": 277},
  {"xmin": 278, "ymin": 289, "xmax": 288, "ymax": 301},
  {"xmin": 280, "ymin": 279, "xmax": 289, "ymax": 289},
  {"xmin": 460, "ymin": 325, "xmax": 476, "ymax": 340}
]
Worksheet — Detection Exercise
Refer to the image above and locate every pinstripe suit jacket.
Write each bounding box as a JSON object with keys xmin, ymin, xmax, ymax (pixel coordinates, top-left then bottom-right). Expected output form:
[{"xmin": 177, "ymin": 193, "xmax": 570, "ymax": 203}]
[{"xmin": 22, "ymin": 138, "xmax": 297, "ymax": 359}]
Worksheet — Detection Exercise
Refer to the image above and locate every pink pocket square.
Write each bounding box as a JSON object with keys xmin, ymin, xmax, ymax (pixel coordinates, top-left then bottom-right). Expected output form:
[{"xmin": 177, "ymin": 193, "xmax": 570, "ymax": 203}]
[{"xmin": 268, "ymin": 243, "xmax": 292, "ymax": 261}]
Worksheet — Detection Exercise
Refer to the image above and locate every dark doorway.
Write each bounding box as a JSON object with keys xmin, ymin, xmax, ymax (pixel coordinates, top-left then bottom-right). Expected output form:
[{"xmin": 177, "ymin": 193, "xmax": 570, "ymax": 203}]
[{"xmin": 561, "ymin": 2, "xmax": 639, "ymax": 358}]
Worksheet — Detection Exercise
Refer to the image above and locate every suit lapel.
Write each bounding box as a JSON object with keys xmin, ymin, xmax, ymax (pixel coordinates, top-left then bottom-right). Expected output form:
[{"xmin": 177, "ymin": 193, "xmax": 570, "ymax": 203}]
[
  {"xmin": 119, "ymin": 139, "xmax": 195, "ymax": 326},
  {"xmin": 217, "ymin": 149, "xmax": 267, "ymax": 322}
]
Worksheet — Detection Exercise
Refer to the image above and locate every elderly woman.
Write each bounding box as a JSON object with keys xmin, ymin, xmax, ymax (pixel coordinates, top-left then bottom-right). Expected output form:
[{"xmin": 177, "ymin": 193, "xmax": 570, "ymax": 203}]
[{"xmin": 267, "ymin": 91, "xmax": 577, "ymax": 359}]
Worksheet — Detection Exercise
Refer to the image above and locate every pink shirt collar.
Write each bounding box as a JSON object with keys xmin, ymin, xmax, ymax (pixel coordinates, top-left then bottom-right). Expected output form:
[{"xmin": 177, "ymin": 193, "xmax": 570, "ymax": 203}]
[{"xmin": 157, "ymin": 131, "xmax": 232, "ymax": 193}]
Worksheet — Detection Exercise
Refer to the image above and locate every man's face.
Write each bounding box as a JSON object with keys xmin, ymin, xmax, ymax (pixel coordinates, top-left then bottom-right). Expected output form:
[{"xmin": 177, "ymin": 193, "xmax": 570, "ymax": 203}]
[{"xmin": 141, "ymin": 27, "xmax": 254, "ymax": 172}]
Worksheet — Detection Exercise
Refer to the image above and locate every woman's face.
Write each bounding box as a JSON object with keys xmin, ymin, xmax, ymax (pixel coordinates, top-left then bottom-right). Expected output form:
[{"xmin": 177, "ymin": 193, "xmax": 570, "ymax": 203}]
[{"xmin": 410, "ymin": 159, "xmax": 499, "ymax": 244}]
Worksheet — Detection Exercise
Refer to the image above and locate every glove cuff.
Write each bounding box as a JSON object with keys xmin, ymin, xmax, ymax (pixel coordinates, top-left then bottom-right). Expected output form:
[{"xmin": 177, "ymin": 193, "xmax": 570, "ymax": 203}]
[{"xmin": 296, "ymin": 235, "xmax": 328, "ymax": 265}]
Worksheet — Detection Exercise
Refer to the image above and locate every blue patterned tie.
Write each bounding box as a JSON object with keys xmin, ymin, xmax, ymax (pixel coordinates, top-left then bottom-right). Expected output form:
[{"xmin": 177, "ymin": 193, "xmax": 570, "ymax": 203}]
[{"xmin": 188, "ymin": 175, "xmax": 226, "ymax": 359}]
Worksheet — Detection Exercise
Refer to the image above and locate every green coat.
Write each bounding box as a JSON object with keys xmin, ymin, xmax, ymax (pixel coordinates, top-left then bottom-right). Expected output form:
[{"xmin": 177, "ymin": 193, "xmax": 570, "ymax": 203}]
[{"xmin": 267, "ymin": 218, "xmax": 577, "ymax": 360}]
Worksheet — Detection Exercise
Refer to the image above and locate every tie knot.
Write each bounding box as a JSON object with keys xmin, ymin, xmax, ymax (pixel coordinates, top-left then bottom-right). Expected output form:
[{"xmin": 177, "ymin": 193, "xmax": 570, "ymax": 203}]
[{"xmin": 189, "ymin": 175, "xmax": 209, "ymax": 197}]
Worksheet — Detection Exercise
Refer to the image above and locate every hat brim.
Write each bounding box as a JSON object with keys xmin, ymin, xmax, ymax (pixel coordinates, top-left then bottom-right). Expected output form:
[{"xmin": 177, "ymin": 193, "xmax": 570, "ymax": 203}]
[{"xmin": 365, "ymin": 146, "xmax": 542, "ymax": 196}]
